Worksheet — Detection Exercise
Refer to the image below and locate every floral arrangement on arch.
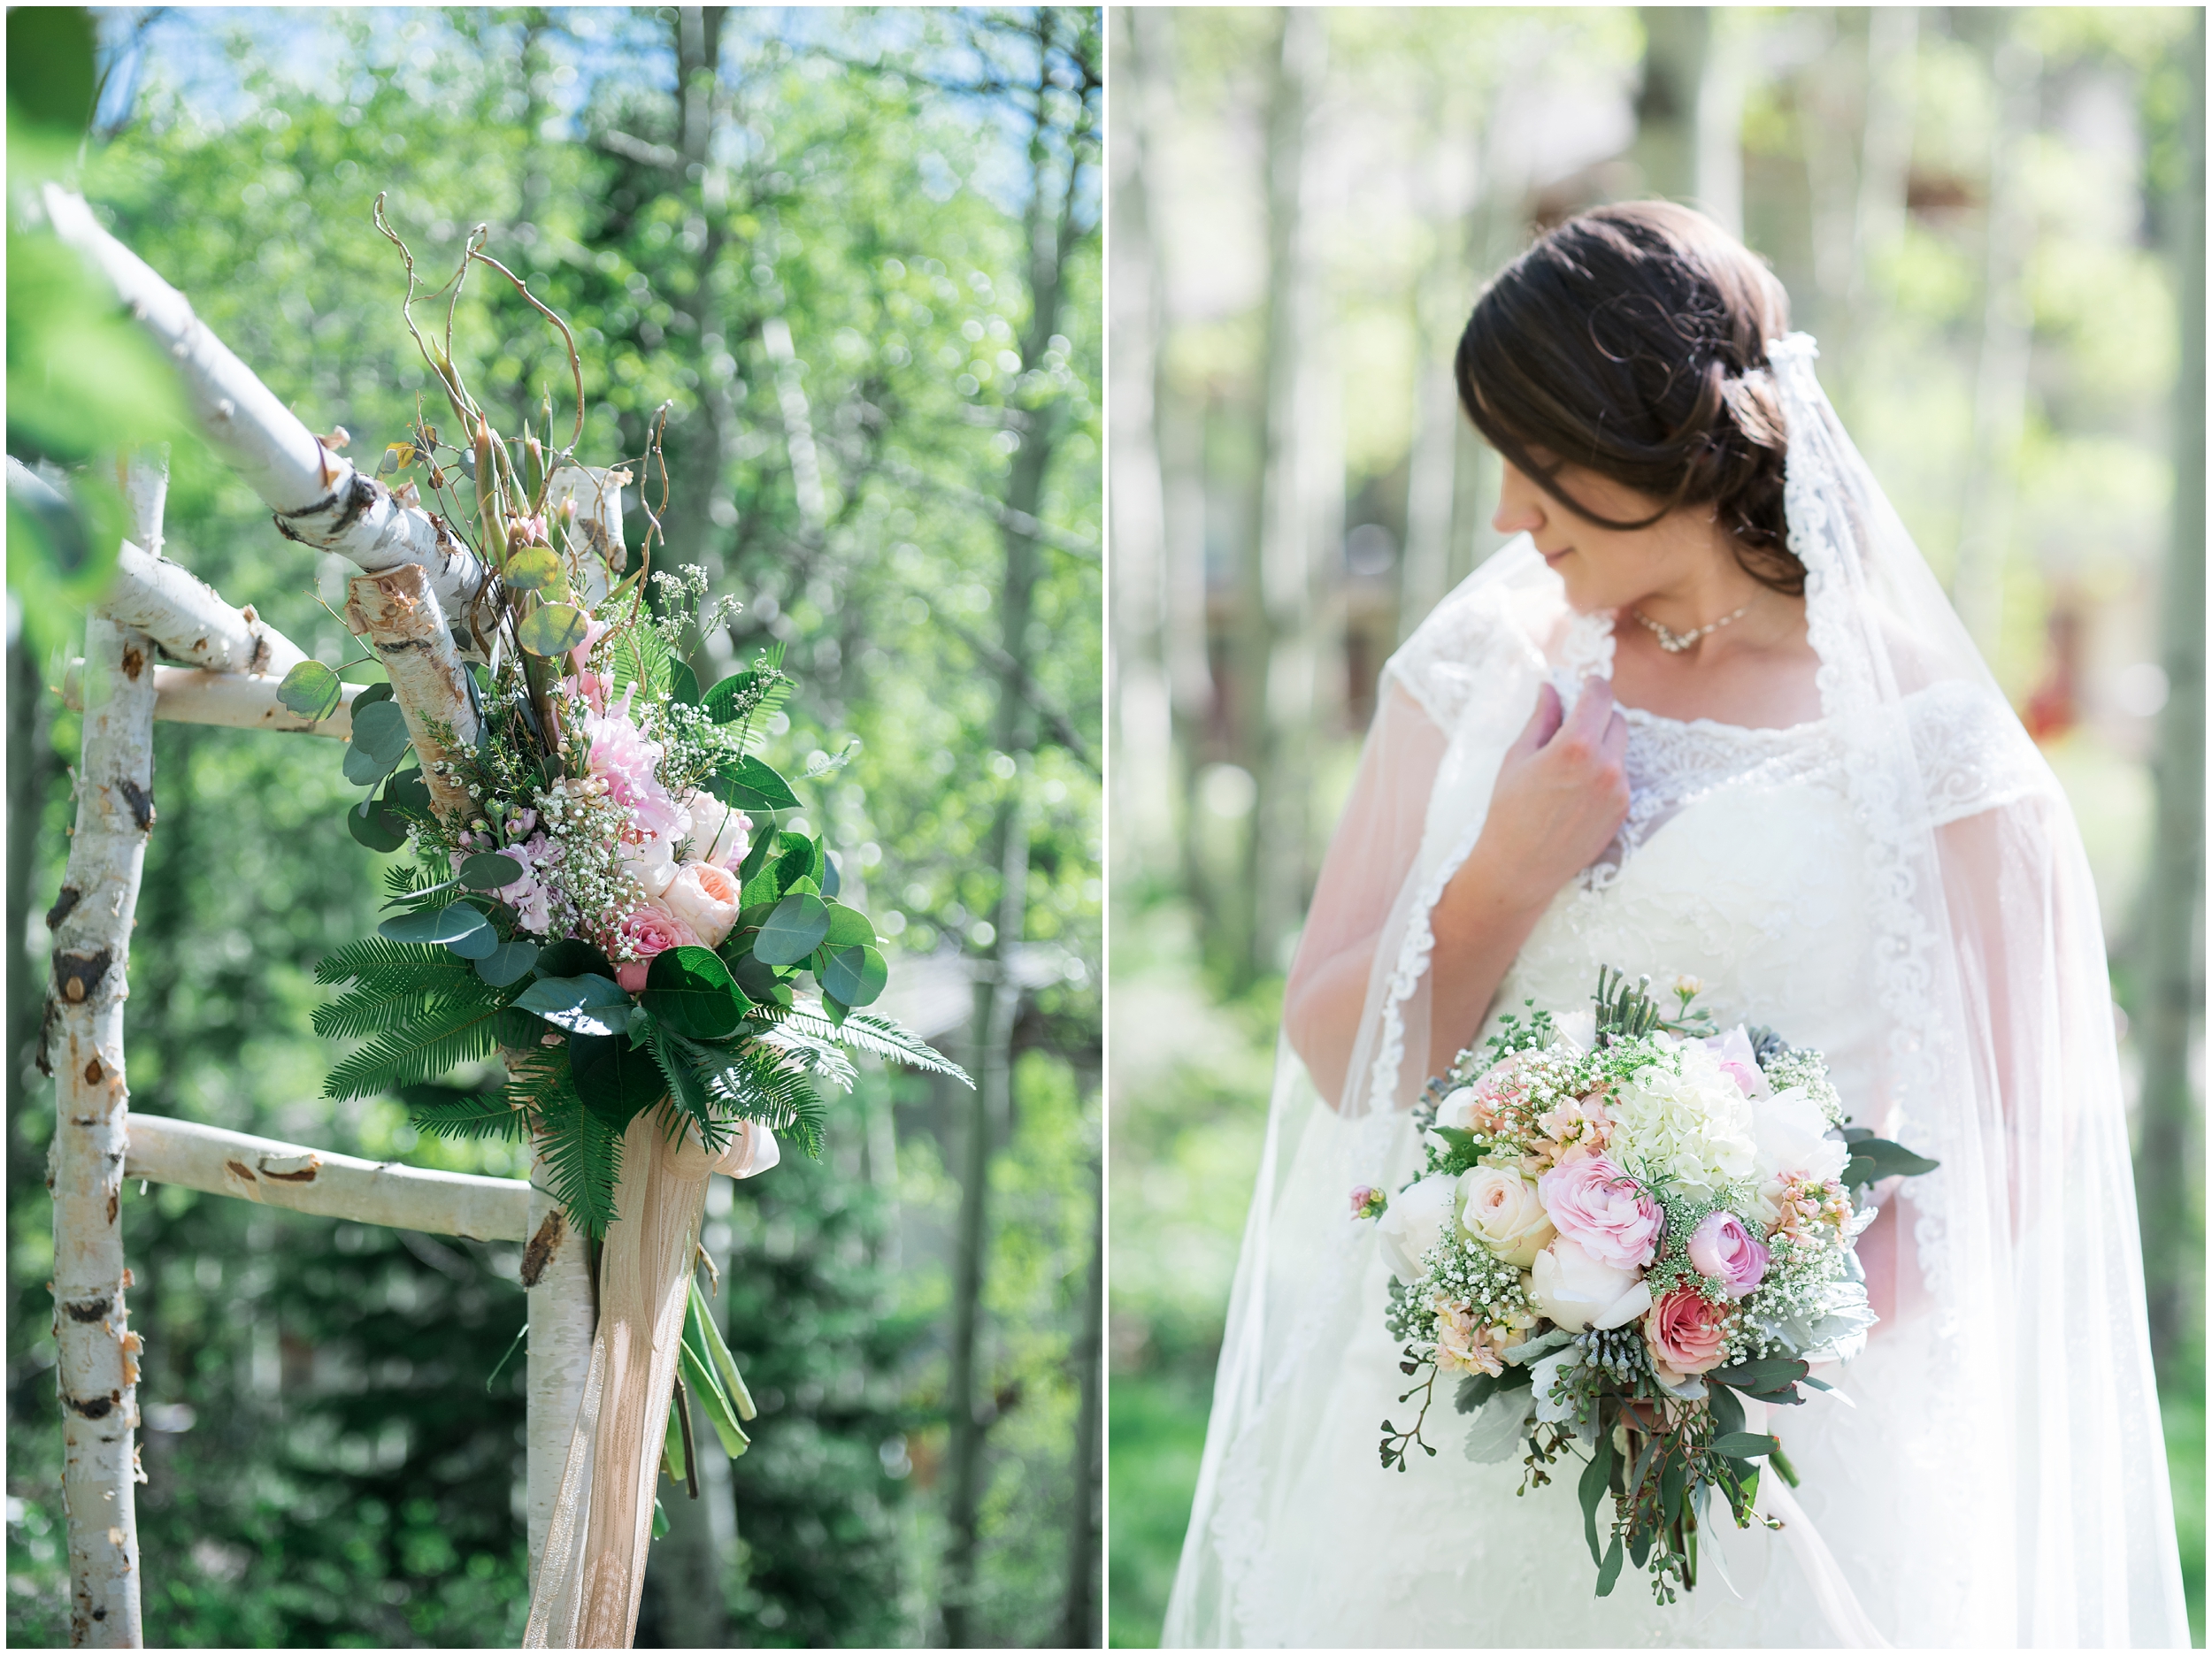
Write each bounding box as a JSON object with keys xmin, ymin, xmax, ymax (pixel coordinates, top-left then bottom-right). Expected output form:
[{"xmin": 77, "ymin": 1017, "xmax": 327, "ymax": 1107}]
[
  {"xmin": 280, "ymin": 203, "xmax": 965, "ymax": 1247},
  {"xmin": 1356, "ymin": 969, "xmax": 1935, "ymax": 1603}
]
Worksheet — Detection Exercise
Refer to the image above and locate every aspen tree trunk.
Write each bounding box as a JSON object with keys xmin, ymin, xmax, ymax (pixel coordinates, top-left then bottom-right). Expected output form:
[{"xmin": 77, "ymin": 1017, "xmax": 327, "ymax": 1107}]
[
  {"xmin": 1951, "ymin": 19, "xmax": 2039, "ymax": 656},
  {"xmin": 1109, "ymin": 1, "xmax": 1179, "ymax": 876},
  {"xmin": 1632, "ymin": 8, "xmax": 1709, "ymax": 203},
  {"xmin": 944, "ymin": 15, "xmax": 1094, "ymax": 1638},
  {"xmin": 1843, "ymin": 7, "xmax": 1919, "ymax": 420},
  {"xmin": 44, "ymin": 451, "xmax": 167, "ymax": 1650},
  {"xmin": 1059, "ymin": 1130, "xmax": 1104, "ymax": 1649},
  {"xmin": 2133, "ymin": 7, "xmax": 2205, "ymax": 1372},
  {"xmin": 1247, "ymin": 7, "xmax": 1327, "ymax": 984}
]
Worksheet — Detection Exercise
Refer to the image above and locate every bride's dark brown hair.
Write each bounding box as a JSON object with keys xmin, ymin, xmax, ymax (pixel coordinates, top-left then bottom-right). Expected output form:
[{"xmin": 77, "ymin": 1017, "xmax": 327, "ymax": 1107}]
[{"xmin": 1455, "ymin": 201, "xmax": 1804, "ymax": 595}]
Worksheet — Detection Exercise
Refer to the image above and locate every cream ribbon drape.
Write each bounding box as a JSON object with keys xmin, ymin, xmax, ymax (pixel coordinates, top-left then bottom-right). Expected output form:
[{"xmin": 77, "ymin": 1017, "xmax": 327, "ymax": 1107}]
[{"xmin": 525, "ymin": 1111, "xmax": 775, "ymax": 1649}]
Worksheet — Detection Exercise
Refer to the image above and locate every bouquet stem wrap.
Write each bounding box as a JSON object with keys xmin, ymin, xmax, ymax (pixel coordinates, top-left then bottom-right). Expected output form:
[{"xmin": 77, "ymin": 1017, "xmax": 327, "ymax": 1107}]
[{"xmin": 525, "ymin": 1109, "xmax": 772, "ymax": 1648}]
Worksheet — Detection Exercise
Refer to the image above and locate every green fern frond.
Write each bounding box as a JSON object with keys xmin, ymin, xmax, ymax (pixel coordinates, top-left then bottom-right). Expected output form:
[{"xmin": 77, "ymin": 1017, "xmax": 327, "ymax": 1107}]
[
  {"xmin": 316, "ymin": 935, "xmax": 466, "ymax": 991},
  {"xmin": 511, "ymin": 1052, "xmax": 622, "ymax": 1237},
  {"xmin": 782, "ymin": 1008, "xmax": 972, "ymax": 1086},
  {"xmin": 399, "ymin": 1082, "xmax": 527, "ymax": 1142},
  {"xmin": 325, "ymin": 998, "xmax": 507, "ymax": 1100},
  {"xmin": 692, "ymin": 1039, "xmax": 828, "ymax": 1158},
  {"xmin": 757, "ymin": 1022, "xmax": 857, "ymax": 1093},
  {"xmin": 643, "ymin": 1023, "xmax": 741, "ymax": 1155}
]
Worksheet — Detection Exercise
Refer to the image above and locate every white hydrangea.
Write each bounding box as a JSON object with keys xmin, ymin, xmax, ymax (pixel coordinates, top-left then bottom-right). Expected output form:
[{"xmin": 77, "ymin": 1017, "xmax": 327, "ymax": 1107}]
[{"xmin": 1606, "ymin": 1040, "xmax": 1757, "ymax": 1198}]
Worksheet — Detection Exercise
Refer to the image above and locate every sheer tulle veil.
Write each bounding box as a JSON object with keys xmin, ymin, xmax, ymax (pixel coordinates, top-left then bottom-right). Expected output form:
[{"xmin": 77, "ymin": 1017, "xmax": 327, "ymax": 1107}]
[{"xmin": 1161, "ymin": 336, "xmax": 2188, "ymax": 1647}]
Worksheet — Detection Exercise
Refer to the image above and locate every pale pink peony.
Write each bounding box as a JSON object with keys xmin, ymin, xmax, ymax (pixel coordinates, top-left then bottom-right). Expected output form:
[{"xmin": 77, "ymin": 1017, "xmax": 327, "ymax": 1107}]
[
  {"xmin": 661, "ymin": 861, "xmax": 741, "ymax": 948},
  {"xmin": 1644, "ymin": 1288, "xmax": 1732, "ymax": 1383},
  {"xmin": 610, "ymin": 902, "xmax": 701, "ymax": 992},
  {"xmin": 1705, "ymin": 1025, "xmax": 1772, "ymax": 1100},
  {"xmin": 1537, "ymin": 1156, "xmax": 1662, "ymax": 1271},
  {"xmin": 1686, "ymin": 1210, "xmax": 1770, "ymax": 1299}
]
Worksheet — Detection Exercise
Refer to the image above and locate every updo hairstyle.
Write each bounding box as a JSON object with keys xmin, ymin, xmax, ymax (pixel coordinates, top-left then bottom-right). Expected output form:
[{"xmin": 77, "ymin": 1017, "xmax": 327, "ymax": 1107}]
[{"xmin": 1455, "ymin": 201, "xmax": 1804, "ymax": 595}]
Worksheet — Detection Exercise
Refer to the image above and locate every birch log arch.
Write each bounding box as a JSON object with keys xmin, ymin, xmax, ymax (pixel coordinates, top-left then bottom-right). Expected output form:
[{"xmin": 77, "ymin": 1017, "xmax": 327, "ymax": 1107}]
[{"xmin": 35, "ymin": 188, "xmax": 965, "ymax": 1650}]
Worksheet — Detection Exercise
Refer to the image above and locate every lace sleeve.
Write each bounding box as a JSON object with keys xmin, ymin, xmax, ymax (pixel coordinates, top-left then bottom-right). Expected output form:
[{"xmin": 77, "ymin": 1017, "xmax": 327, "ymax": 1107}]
[
  {"xmin": 1904, "ymin": 678, "xmax": 2054, "ymax": 827},
  {"xmin": 1381, "ymin": 545, "xmax": 1553, "ymax": 730}
]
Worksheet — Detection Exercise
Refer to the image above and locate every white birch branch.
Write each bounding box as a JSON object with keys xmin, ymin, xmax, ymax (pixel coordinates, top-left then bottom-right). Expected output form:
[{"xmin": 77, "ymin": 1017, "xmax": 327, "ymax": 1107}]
[
  {"xmin": 103, "ymin": 540, "xmax": 306, "ymax": 677},
  {"xmin": 524, "ymin": 1153, "xmax": 596, "ymax": 1590},
  {"xmin": 123, "ymin": 1115, "xmax": 529, "ymax": 1241},
  {"xmin": 62, "ymin": 662, "xmax": 363, "ymax": 739},
  {"xmin": 342, "ymin": 564, "xmax": 481, "ymax": 819},
  {"xmin": 45, "ymin": 586, "xmax": 159, "ymax": 1651},
  {"xmin": 41, "ymin": 187, "xmax": 494, "ymax": 636}
]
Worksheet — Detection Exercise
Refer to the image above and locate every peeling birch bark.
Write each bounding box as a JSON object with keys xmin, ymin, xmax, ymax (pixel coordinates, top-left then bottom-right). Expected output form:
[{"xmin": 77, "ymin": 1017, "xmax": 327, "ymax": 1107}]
[
  {"xmin": 45, "ymin": 607, "xmax": 155, "ymax": 1650},
  {"xmin": 524, "ymin": 1146, "xmax": 596, "ymax": 1590},
  {"xmin": 41, "ymin": 187, "xmax": 494, "ymax": 637},
  {"xmin": 124, "ymin": 1114, "xmax": 529, "ymax": 1240},
  {"xmin": 102, "ymin": 540, "xmax": 306, "ymax": 678},
  {"xmin": 342, "ymin": 564, "xmax": 481, "ymax": 820},
  {"xmin": 62, "ymin": 662, "xmax": 363, "ymax": 739}
]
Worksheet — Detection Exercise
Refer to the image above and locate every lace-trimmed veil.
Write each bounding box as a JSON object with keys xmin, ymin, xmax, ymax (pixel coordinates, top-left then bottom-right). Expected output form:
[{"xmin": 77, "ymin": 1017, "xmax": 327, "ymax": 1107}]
[{"xmin": 1161, "ymin": 336, "xmax": 2187, "ymax": 1647}]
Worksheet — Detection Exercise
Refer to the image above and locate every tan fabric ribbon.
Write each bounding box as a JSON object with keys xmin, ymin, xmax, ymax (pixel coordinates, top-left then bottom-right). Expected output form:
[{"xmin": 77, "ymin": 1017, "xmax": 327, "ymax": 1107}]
[{"xmin": 525, "ymin": 1112, "xmax": 775, "ymax": 1649}]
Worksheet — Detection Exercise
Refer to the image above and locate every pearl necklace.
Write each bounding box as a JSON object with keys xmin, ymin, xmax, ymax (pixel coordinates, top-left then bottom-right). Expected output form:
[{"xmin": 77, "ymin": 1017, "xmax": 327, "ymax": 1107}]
[{"xmin": 1629, "ymin": 601, "xmax": 1755, "ymax": 654}]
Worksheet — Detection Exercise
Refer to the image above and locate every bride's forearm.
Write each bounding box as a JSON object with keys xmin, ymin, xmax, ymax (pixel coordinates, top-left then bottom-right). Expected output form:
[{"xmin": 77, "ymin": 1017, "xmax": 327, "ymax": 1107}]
[
  {"xmin": 1424, "ymin": 850, "xmax": 1555, "ymax": 1078},
  {"xmin": 1283, "ymin": 943, "xmax": 1376, "ymax": 1108}
]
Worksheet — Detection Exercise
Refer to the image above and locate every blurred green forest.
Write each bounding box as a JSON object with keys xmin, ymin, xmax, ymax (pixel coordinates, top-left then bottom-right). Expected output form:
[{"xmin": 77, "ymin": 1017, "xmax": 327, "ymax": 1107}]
[
  {"xmin": 1107, "ymin": 5, "xmax": 2202, "ymax": 1647},
  {"xmin": 8, "ymin": 5, "xmax": 1100, "ymax": 1647}
]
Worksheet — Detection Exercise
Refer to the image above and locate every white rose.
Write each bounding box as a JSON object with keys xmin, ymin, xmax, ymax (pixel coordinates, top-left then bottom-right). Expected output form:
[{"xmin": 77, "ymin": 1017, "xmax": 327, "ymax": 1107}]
[
  {"xmin": 659, "ymin": 861, "xmax": 743, "ymax": 949},
  {"xmin": 1455, "ymin": 1166, "xmax": 1557, "ymax": 1268},
  {"xmin": 1529, "ymin": 1237, "xmax": 1653, "ymax": 1333},
  {"xmin": 1435, "ymin": 1086, "xmax": 1482, "ymax": 1132},
  {"xmin": 1753, "ymin": 1085, "xmax": 1848, "ymax": 1187},
  {"xmin": 1375, "ymin": 1176, "xmax": 1458, "ymax": 1284},
  {"xmin": 1553, "ymin": 1008, "xmax": 1597, "ymax": 1054},
  {"xmin": 686, "ymin": 793, "xmax": 755, "ymax": 870},
  {"xmin": 619, "ymin": 835, "xmax": 679, "ymax": 898}
]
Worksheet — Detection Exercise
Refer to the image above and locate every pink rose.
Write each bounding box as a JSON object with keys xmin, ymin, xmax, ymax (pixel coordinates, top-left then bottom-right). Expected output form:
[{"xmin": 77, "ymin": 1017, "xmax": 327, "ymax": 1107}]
[
  {"xmin": 1686, "ymin": 1210, "xmax": 1769, "ymax": 1299},
  {"xmin": 1537, "ymin": 1156, "xmax": 1662, "ymax": 1271},
  {"xmin": 611, "ymin": 902, "xmax": 700, "ymax": 992},
  {"xmin": 1644, "ymin": 1288, "xmax": 1732, "ymax": 1381}
]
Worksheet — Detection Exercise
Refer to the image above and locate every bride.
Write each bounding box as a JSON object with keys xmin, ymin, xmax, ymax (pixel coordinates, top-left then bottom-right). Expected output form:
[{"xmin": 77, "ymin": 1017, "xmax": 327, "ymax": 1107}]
[{"xmin": 1161, "ymin": 203, "xmax": 2188, "ymax": 1648}]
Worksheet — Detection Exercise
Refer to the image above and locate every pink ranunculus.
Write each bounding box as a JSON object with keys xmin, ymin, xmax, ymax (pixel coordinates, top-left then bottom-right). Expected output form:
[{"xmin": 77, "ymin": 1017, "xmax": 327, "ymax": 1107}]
[
  {"xmin": 583, "ymin": 691, "xmax": 667, "ymax": 810},
  {"xmin": 567, "ymin": 617, "xmax": 611, "ymax": 674},
  {"xmin": 1686, "ymin": 1210, "xmax": 1770, "ymax": 1299},
  {"xmin": 1644, "ymin": 1287, "xmax": 1732, "ymax": 1382},
  {"xmin": 611, "ymin": 902, "xmax": 701, "ymax": 992},
  {"xmin": 1537, "ymin": 1156, "xmax": 1663, "ymax": 1271}
]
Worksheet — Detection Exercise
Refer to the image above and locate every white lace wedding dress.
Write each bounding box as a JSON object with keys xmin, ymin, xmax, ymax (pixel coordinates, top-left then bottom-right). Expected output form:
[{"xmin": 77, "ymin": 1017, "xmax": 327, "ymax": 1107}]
[
  {"xmin": 1236, "ymin": 675, "xmax": 1953, "ymax": 1647},
  {"xmin": 1168, "ymin": 339, "xmax": 2186, "ymax": 1649}
]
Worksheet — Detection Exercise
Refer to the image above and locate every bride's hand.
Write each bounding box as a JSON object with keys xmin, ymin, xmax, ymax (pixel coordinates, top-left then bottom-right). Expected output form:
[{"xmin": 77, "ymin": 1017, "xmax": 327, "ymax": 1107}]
[
  {"xmin": 1420, "ymin": 679, "xmax": 1629, "ymax": 1073},
  {"xmin": 1464, "ymin": 678, "xmax": 1631, "ymax": 903}
]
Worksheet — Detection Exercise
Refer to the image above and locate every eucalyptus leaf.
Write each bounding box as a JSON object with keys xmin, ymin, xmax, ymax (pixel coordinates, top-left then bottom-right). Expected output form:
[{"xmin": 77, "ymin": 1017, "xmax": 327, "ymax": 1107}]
[
  {"xmin": 347, "ymin": 796, "xmax": 409, "ymax": 853},
  {"xmin": 534, "ymin": 938, "xmax": 614, "ymax": 982},
  {"xmin": 377, "ymin": 902, "xmax": 492, "ymax": 948},
  {"xmin": 342, "ymin": 733, "xmax": 405, "ymax": 787},
  {"xmin": 458, "ymin": 852, "xmax": 526, "ymax": 891},
  {"xmin": 475, "ymin": 939, "xmax": 540, "ymax": 987},
  {"xmin": 821, "ymin": 902, "xmax": 875, "ymax": 948},
  {"xmin": 517, "ymin": 601, "xmax": 589, "ymax": 656},
  {"xmin": 503, "ymin": 543, "xmax": 565, "ymax": 592},
  {"xmin": 276, "ymin": 659, "xmax": 342, "ymax": 722},
  {"xmin": 514, "ymin": 973, "xmax": 633, "ymax": 1038},
  {"xmin": 382, "ymin": 768, "xmax": 433, "ymax": 816},
  {"xmin": 349, "ymin": 698, "xmax": 412, "ymax": 766},
  {"xmin": 817, "ymin": 943, "xmax": 887, "ymax": 1008},
  {"xmin": 752, "ymin": 893, "xmax": 829, "ymax": 967},
  {"xmin": 1709, "ymin": 1431, "xmax": 1779, "ymax": 1459},
  {"xmin": 444, "ymin": 917, "xmax": 501, "ymax": 961}
]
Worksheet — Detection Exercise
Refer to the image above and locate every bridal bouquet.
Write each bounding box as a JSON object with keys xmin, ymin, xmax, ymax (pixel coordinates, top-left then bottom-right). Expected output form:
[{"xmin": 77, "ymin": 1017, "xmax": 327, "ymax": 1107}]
[{"xmin": 1355, "ymin": 969, "xmax": 1935, "ymax": 1604}]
